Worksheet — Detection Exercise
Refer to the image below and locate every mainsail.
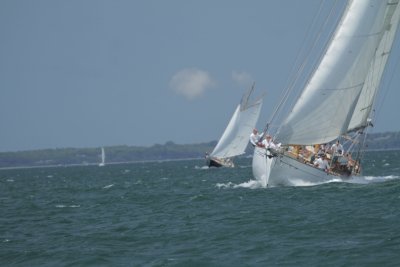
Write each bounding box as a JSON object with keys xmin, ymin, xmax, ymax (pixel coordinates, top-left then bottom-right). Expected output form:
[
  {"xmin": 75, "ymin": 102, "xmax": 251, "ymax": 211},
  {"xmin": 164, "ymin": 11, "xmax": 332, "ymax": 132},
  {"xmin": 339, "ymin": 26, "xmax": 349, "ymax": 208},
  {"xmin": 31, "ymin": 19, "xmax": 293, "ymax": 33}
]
[
  {"xmin": 210, "ymin": 87, "xmax": 263, "ymax": 159},
  {"xmin": 276, "ymin": 0, "xmax": 400, "ymax": 145}
]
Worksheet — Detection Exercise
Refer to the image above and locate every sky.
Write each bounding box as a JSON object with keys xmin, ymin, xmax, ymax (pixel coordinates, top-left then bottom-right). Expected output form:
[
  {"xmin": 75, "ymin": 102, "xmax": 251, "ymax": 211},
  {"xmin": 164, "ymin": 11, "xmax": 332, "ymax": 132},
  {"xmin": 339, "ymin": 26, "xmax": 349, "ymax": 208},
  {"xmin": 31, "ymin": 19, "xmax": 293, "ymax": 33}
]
[{"xmin": 1, "ymin": 0, "xmax": 400, "ymax": 152}]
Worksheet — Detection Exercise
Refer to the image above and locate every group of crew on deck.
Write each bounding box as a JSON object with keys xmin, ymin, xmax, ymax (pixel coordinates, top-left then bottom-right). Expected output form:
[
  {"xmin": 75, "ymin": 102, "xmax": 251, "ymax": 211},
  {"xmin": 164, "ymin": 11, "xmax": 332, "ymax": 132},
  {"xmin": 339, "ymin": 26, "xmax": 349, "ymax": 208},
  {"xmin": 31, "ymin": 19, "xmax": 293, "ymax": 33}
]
[
  {"xmin": 301, "ymin": 140, "xmax": 360, "ymax": 175},
  {"xmin": 249, "ymin": 128, "xmax": 360, "ymax": 175},
  {"xmin": 249, "ymin": 128, "xmax": 278, "ymax": 149}
]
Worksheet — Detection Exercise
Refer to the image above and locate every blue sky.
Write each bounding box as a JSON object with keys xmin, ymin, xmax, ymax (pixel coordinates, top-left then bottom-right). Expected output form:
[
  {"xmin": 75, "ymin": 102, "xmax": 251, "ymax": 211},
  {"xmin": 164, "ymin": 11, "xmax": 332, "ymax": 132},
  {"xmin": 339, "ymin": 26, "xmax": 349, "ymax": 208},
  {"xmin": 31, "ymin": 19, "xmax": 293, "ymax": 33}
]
[{"xmin": 1, "ymin": 0, "xmax": 400, "ymax": 152}]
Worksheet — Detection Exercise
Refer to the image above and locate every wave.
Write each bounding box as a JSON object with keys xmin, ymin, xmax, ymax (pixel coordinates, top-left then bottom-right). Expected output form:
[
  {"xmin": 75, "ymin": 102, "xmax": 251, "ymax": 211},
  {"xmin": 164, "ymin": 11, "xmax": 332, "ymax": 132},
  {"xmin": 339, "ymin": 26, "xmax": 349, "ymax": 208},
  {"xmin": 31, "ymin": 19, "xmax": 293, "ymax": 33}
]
[
  {"xmin": 343, "ymin": 175, "xmax": 399, "ymax": 184},
  {"xmin": 55, "ymin": 204, "xmax": 80, "ymax": 208}
]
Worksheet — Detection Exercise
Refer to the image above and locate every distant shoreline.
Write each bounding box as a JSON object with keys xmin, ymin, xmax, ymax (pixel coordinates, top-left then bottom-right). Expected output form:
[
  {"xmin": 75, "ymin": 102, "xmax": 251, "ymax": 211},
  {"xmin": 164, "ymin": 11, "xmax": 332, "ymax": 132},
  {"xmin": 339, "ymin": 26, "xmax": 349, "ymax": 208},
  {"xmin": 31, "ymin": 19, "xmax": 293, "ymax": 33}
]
[
  {"xmin": 0, "ymin": 157, "xmax": 205, "ymax": 171},
  {"xmin": 1, "ymin": 148, "xmax": 400, "ymax": 171},
  {"xmin": 0, "ymin": 131, "xmax": 399, "ymax": 169}
]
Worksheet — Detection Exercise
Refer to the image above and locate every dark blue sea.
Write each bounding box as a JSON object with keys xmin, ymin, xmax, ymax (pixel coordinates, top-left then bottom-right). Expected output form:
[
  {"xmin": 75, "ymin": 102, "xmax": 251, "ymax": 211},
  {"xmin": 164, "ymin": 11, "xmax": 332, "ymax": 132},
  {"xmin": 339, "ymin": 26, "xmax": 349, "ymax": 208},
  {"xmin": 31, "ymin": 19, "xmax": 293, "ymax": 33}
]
[{"xmin": 1, "ymin": 150, "xmax": 400, "ymax": 266}]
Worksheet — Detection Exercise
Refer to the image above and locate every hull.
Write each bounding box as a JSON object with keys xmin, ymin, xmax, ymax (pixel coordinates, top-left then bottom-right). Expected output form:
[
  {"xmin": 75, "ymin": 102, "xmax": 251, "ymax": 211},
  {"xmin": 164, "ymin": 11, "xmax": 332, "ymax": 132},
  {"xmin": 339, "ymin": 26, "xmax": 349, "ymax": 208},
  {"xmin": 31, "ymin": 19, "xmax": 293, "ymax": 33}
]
[
  {"xmin": 252, "ymin": 147, "xmax": 350, "ymax": 187},
  {"xmin": 207, "ymin": 157, "xmax": 235, "ymax": 168}
]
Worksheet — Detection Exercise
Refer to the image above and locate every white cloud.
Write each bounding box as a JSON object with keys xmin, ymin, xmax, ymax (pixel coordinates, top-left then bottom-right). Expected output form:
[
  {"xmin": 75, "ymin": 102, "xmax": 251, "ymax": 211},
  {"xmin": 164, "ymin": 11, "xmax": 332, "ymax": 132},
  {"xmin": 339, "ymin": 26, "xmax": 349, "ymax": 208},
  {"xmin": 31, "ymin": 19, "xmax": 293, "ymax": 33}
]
[
  {"xmin": 232, "ymin": 71, "xmax": 253, "ymax": 87},
  {"xmin": 170, "ymin": 68, "xmax": 215, "ymax": 100}
]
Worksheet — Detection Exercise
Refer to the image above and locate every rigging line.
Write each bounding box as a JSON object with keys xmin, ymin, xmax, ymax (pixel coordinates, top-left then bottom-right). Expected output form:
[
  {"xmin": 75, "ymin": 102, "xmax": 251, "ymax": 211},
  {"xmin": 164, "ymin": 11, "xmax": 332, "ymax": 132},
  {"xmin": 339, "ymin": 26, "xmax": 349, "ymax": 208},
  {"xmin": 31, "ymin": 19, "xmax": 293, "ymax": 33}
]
[
  {"xmin": 272, "ymin": 0, "xmax": 343, "ymax": 135},
  {"xmin": 290, "ymin": 0, "xmax": 345, "ymax": 103},
  {"xmin": 264, "ymin": 0, "xmax": 327, "ymax": 132}
]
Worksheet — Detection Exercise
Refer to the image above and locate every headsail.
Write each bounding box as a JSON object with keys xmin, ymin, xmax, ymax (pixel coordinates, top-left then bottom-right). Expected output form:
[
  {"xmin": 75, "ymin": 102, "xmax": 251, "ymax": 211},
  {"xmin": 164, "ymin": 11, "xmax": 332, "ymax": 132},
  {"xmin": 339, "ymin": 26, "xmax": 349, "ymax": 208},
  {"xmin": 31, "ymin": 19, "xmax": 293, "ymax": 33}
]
[
  {"xmin": 348, "ymin": 1, "xmax": 400, "ymax": 132},
  {"xmin": 210, "ymin": 87, "xmax": 263, "ymax": 159},
  {"xmin": 276, "ymin": 0, "xmax": 400, "ymax": 145}
]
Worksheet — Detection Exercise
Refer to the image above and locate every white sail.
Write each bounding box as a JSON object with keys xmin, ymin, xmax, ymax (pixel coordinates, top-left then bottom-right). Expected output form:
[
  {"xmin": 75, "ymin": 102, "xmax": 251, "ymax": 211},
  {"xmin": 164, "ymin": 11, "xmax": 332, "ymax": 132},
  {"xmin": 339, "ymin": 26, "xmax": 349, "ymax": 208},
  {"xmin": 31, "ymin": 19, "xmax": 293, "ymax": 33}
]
[
  {"xmin": 210, "ymin": 95, "xmax": 263, "ymax": 159},
  {"xmin": 99, "ymin": 147, "xmax": 105, "ymax": 166},
  {"xmin": 277, "ymin": 0, "xmax": 399, "ymax": 145},
  {"xmin": 348, "ymin": 1, "xmax": 400, "ymax": 132},
  {"xmin": 252, "ymin": 0, "xmax": 400, "ymax": 187}
]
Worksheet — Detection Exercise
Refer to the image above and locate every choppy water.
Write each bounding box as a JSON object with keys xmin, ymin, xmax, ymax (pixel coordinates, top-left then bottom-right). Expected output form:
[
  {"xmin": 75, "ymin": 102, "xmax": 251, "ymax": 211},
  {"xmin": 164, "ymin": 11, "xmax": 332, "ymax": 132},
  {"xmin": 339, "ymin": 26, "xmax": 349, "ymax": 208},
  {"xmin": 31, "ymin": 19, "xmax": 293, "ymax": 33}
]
[{"xmin": 1, "ymin": 150, "xmax": 400, "ymax": 266}]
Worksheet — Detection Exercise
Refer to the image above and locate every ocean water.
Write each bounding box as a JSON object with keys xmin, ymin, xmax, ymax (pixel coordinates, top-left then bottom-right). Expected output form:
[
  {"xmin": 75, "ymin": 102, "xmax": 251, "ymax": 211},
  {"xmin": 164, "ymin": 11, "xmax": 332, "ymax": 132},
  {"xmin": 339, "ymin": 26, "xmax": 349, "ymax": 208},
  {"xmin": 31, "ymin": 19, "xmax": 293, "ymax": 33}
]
[{"xmin": 1, "ymin": 150, "xmax": 400, "ymax": 266}]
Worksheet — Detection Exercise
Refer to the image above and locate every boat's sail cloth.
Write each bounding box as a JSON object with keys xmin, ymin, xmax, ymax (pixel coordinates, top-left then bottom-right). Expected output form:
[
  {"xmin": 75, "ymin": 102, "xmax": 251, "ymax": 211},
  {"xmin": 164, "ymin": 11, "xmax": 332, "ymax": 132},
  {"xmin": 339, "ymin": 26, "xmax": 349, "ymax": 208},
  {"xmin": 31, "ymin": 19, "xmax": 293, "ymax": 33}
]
[
  {"xmin": 277, "ymin": 0, "xmax": 400, "ymax": 145},
  {"xmin": 210, "ymin": 91, "xmax": 263, "ymax": 159},
  {"xmin": 348, "ymin": 1, "xmax": 400, "ymax": 132},
  {"xmin": 101, "ymin": 147, "xmax": 105, "ymax": 164}
]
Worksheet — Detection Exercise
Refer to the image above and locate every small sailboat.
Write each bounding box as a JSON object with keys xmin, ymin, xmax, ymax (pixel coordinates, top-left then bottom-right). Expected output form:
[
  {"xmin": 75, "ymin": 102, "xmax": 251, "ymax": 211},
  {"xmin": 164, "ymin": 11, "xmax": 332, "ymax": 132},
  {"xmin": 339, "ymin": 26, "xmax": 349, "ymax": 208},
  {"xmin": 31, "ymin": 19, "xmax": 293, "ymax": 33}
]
[
  {"xmin": 253, "ymin": 0, "xmax": 400, "ymax": 186},
  {"xmin": 99, "ymin": 147, "xmax": 105, "ymax": 167},
  {"xmin": 207, "ymin": 84, "xmax": 264, "ymax": 167}
]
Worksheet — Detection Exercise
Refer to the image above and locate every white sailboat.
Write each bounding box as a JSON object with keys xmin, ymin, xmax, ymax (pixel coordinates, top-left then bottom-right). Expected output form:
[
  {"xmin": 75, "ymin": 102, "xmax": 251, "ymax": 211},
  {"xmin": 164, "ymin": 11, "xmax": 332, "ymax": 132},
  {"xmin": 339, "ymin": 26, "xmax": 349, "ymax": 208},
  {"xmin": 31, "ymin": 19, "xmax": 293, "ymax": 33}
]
[
  {"xmin": 253, "ymin": 0, "xmax": 400, "ymax": 186},
  {"xmin": 207, "ymin": 84, "xmax": 264, "ymax": 167},
  {"xmin": 99, "ymin": 147, "xmax": 105, "ymax": 167}
]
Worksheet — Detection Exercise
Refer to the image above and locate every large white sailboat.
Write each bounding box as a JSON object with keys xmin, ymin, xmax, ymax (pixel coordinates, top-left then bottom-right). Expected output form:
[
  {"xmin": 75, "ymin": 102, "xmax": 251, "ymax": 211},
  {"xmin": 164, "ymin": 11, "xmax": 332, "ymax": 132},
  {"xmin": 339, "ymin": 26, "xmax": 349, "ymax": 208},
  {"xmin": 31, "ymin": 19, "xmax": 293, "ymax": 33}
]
[
  {"xmin": 207, "ymin": 84, "xmax": 263, "ymax": 167},
  {"xmin": 253, "ymin": 0, "xmax": 400, "ymax": 186}
]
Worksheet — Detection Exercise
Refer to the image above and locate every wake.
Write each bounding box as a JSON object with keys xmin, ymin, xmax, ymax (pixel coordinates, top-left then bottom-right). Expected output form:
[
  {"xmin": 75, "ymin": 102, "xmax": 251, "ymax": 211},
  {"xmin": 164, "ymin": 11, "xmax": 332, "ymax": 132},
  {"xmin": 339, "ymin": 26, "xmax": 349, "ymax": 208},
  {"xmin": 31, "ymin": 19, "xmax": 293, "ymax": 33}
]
[
  {"xmin": 274, "ymin": 175, "xmax": 400, "ymax": 187},
  {"xmin": 216, "ymin": 179, "xmax": 267, "ymax": 189},
  {"xmin": 216, "ymin": 175, "xmax": 400, "ymax": 189},
  {"xmin": 342, "ymin": 175, "xmax": 399, "ymax": 184}
]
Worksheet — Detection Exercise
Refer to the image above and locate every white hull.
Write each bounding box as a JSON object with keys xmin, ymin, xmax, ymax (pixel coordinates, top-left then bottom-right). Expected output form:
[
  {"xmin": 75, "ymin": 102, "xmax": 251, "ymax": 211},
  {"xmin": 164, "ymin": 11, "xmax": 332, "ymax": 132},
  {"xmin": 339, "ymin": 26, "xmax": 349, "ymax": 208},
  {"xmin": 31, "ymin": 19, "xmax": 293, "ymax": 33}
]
[{"xmin": 252, "ymin": 147, "xmax": 349, "ymax": 187}]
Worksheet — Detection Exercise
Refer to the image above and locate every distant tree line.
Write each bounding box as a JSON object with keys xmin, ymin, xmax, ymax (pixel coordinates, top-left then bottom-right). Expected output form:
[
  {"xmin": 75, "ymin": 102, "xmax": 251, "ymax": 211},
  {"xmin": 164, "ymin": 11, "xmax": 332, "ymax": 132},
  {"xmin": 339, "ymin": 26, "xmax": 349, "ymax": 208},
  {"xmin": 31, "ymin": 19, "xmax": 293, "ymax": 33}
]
[
  {"xmin": 0, "ymin": 131, "xmax": 399, "ymax": 168},
  {"xmin": 364, "ymin": 131, "xmax": 400, "ymax": 150}
]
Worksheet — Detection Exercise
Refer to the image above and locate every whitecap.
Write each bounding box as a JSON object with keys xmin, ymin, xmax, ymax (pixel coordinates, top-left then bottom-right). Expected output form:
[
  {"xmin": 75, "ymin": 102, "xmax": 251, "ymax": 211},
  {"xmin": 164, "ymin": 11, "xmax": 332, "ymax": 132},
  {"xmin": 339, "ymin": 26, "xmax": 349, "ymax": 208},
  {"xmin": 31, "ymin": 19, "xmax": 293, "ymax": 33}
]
[
  {"xmin": 55, "ymin": 204, "xmax": 80, "ymax": 208},
  {"xmin": 238, "ymin": 165, "xmax": 251, "ymax": 169},
  {"xmin": 103, "ymin": 184, "xmax": 114, "ymax": 189},
  {"xmin": 189, "ymin": 194, "xmax": 204, "ymax": 201},
  {"xmin": 216, "ymin": 182, "xmax": 235, "ymax": 189},
  {"xmin": 286, "ymin": 177, "xmax": 342, "ymax": 187},
  {"xmin": 216, "ymin": 180, "xmax": 266, "ymax": 189},
  {"xmin": 195, "ymin": 165, "xmax": 209, "ymax": 170}
]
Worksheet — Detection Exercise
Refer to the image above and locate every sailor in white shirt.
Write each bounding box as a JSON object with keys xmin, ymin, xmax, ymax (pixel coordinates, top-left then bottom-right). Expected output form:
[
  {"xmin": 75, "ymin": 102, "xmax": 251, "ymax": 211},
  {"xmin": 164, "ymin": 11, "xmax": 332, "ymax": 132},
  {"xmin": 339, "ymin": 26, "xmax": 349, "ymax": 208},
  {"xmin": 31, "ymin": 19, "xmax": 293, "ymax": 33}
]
[
  {"xmin": 314, "ymin": 154, "xmax": 330, "ymax": 171},
  {"xmin": 261, "ymin": 135, "xmax": 276, "ymax": 149},
  {"xmin": 331, "ymin": 140, "xmax": 344, "ymax": 155},
  {"xmin": 249, "ymin": 128, "xmax": 263, "ymax": 147}
]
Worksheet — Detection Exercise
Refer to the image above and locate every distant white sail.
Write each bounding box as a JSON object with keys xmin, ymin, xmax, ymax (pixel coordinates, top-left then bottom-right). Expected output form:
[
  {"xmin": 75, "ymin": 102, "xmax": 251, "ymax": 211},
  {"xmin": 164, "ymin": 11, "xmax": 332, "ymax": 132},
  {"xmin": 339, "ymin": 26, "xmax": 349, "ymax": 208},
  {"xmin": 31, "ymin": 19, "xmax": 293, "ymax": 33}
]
[
  {"xmin": 99, "ymin": 147, "xmax": 105, "ymax": 166},
  {"xmin": 210, "ymin": 89, "xmax": 263, "ymax": 159}
]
